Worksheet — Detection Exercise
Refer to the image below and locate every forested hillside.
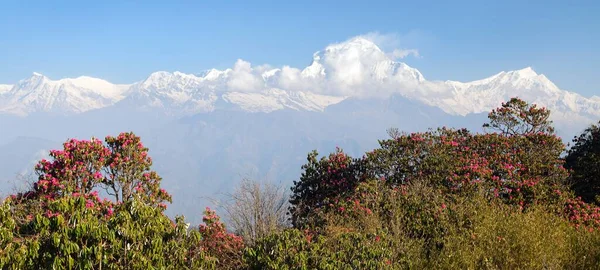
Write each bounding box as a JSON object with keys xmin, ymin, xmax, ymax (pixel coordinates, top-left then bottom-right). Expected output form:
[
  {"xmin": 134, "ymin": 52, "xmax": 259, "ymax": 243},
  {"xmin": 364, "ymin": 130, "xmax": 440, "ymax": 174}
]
[{"xmin": 1, "ymin": 98, "xmax": 600, "ymax": 269}]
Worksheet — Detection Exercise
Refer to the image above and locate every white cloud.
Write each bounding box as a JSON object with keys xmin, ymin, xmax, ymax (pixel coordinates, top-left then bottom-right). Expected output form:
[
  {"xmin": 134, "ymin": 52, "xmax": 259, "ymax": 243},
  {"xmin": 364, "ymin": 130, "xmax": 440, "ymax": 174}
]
[
  {"xmin": 213, "ymin": 34, "xmax": 424, "ymax": 98},
  {"xmin": 109, "ymin": 32, "xmax": 417, "ymax": 104},
  {"xmin": 226, "ymin": 59, "xmax": 264, "ymax": 92}
]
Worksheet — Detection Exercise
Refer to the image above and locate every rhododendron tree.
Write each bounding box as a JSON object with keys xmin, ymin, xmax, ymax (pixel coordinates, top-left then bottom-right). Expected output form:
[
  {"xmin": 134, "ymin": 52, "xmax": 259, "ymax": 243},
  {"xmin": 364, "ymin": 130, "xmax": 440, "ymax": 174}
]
[
  {"xmin": 12, "ymin": 132, "xmax": 171, "ymax": 216},
  {"xmin": 483, "ymin": 97, "xmax": 555, "ymax": 135},
  {"xmin": 368, "ymin": 128, "xmax": 569, "ymax": 209},
  {"xmin": 199, "ymin": 207, "xmax": 245, "ymax": 269},
  {"xmin": 103, "ymin": 132, "xmax": 172, "ymax": 207},
  {"xmin": 288, "ymin": 148, "xmax": 368, "ymax": 228},
  {"xmin": 0, "ymin": 132, "xmax": 218, "ymax": 269}
]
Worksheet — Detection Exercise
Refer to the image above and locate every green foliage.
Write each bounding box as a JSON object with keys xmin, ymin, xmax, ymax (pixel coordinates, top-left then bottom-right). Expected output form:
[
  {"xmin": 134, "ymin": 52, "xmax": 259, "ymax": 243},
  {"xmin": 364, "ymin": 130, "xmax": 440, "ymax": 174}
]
[
  {"xmin": 257, "ymin": 178, "xmax": 600, "ymax": 269},
  {"xmin": 433, "ymin": 198, "xmax": 599, "ymax": 269},
  {"xmin": 244, "ymin": 229, "xmax": 410, "ymax": 270},
  {"xmin": 0, "ymin": 195, "xmax": 215, "ymax": 269},
  {"xmin": 565, "ymin": 121, "xmax": 600, "ymax": 204}
]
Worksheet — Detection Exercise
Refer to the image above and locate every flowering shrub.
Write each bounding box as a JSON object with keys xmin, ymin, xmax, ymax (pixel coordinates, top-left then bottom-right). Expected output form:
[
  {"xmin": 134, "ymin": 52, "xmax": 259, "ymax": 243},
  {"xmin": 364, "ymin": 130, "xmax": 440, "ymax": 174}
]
[
  {"xmin": 288, "ymin": 148, "xmax": 367, "ymax": 228},
  {"xmin": 565, "ymin": 197, "xmax": 600, "ymax": 230},
  {"xmin": 199, "ymin": 207, "xmax": 245, "ymax": 269}
]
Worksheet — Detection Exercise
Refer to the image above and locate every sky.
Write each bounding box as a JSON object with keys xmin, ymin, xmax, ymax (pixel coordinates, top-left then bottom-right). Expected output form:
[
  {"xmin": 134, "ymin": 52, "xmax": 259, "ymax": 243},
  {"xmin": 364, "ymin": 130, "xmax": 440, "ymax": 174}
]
[{"xmin": 0, "ymin": 0, "xmax": 598, "ymax": 97}]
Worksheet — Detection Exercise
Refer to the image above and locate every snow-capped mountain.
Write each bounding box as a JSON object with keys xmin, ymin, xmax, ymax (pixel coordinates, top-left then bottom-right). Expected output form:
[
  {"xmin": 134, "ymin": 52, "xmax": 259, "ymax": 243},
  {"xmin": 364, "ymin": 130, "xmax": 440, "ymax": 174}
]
[
  {"xmin": 434, "ymin": 67, "xmax": 600, "ymax": 118},
  {"xmin": 221, "ymin": 89, "xmax": 345, "ymax": 113},
  {"xmin": 120, "ymin": 71, "xmax": 222, "ymax": 115},
  {"xmin": 118, "ymin": 68, "xmax": 345, "ymax": 115},
  {"xmin": 0, "ymin": 73, "xmax": 129, "ymax": 116},
  {"xmin": 0, "ymin": 37, "xmax": 598, "ymax": 129},
  {"xmin": 1, "ymin": 36, "xmax": 599, "ymax": 224}
]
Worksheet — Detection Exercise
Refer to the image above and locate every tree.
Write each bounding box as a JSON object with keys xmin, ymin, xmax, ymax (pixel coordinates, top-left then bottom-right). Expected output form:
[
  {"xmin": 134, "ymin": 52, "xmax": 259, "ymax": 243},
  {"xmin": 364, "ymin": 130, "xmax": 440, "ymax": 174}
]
[
  {"xmin": 199, "ymin": 207, "xmax": 245, "ymax": 269},
  {"xmin": 565, "ymin": 121, "xmax": 600, "ymax": 204},
  {"xmin": 20, "ymin": 132, "xmax": 171, "ymax": 208},
  {"xmin": 0, "ymin": 132, "xmax": 218, "ymax": 269},
  {"xmin": 221, "ymin": 178, "xmax": 290, "ymax": 245},
  {"xmin": 367, "ymin": 127, "xmax": 569, "ymax": 210},
  {"xmin": 483, "ymin": 97, "xmax": 555, "ymax": 135},
  {"xmin": 288, "ymin": 148, "xmax": 368, "ymax": 228}
]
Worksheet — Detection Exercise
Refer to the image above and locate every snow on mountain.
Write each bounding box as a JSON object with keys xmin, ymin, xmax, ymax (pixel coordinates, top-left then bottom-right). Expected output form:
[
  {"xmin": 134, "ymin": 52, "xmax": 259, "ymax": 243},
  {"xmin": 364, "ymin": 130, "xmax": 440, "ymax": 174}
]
[
  {"xmin": 222, "ymin": 89, "xmax": 346, "ymax": 113},
  {"xmin": 0, "ymin": 73, "xmax": 129, "ymax": 115},
  {"xmin": 0, "ymin": 84, "xmax": 11, "ymax": 95},
  {"xmin": 119, "ymin": 67, "xmax": 345, "ymax": 115},
  {"xmin": 428, "ymin": 67, "xmax": 600, "ymax": 130},
  {"xmin": 121, "ymin": 71, "xmax": 221, "ymax": 115},
  {"xmin": 437, "ymin": 67, "xmax": 563, "ymax": 115},
  {"xmin": 0, "ymin": 36, "xmax": 598, "ymax": 129}
]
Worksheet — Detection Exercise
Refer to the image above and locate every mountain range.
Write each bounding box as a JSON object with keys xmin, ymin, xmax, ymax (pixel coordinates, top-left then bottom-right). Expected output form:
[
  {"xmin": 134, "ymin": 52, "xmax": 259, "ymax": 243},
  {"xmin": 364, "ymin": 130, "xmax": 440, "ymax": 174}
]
[{"xmin": 0, "ymin": 37, "xmax": 598, "ymax": 224}]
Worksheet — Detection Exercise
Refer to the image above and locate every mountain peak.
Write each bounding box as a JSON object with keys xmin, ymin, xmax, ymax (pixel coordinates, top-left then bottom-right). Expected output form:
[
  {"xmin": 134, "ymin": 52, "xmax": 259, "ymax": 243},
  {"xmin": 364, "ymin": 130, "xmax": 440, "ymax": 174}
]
[
  {"xmin": 200, "ymin": 69, "xmax": 229, "ymax": 80},
  {"xmin": 348, "ymin": 37, "xmax": 381, "ymax": 49},
  {"xmin": 325, "ymin": 37, "xmax": 383, "ymax": 54},
  {"xmin": 147, "ymin": 71, "xmax": 172, "ymax": 79},
  {"xmin": 512, "ymin": 67, "xmax": 538, "ymax": 78},
  {"xmin": 18, "ymin": 72, "xmax": 49, "ymax": 88}
]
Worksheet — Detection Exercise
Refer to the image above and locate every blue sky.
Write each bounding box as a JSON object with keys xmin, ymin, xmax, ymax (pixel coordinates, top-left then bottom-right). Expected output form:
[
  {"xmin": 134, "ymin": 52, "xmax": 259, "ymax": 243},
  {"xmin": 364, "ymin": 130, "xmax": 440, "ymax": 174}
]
[{"xmin": 0, "ymin": 0, "xmax": 598, "ymax": 96}]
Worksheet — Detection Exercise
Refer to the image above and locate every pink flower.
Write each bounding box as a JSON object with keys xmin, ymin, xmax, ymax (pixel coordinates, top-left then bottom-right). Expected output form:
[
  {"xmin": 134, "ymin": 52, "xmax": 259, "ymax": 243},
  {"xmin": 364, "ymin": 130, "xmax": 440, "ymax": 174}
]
[{"xmin": 85, "ymin": 200, "xmax": 95, "ymax": 208}]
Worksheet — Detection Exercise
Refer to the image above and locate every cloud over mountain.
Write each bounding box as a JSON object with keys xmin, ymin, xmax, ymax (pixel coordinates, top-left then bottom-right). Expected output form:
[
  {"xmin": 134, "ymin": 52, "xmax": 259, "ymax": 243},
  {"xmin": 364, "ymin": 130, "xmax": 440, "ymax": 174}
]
[{"xmin": 0, "ymin": 34, "xmax": 599, "ymax": 131}]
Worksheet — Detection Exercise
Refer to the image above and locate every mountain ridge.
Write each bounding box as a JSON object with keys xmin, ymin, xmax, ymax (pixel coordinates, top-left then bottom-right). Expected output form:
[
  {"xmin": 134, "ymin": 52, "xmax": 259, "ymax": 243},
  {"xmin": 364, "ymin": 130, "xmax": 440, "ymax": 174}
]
[{"xmin": 0, "ymin": 37, "xmax": 598, "ymax": 131}]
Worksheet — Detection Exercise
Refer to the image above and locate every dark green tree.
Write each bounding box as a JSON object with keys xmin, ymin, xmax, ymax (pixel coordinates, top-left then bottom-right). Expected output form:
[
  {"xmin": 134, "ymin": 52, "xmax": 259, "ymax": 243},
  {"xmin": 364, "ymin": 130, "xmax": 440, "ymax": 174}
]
[{"xmin": 565, "ymin": 121, "xmax": 600, "ymax": 204}]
